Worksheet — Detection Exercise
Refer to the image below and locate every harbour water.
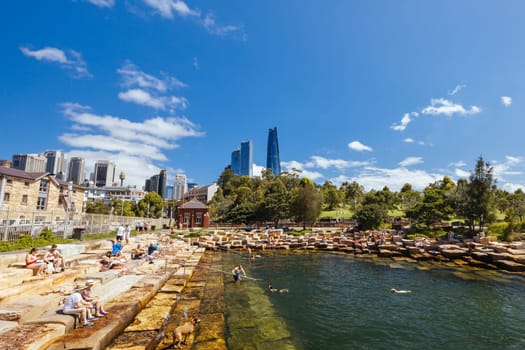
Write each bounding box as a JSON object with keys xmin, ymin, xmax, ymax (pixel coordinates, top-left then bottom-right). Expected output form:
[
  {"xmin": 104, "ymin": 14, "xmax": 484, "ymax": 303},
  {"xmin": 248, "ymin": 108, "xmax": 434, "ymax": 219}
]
[{"xmin": 222, "ymin": 251, "xmax": 525, "ymax": 350}]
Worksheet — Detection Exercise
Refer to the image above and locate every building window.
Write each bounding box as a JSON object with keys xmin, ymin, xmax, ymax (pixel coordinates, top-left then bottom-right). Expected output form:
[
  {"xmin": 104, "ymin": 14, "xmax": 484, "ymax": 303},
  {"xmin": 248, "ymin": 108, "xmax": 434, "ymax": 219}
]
[
  {"xmin": 3, "ymin": 193, "xmax": 9, "ymax": 202},
  {"xmin": 6, "ymin": 179, "xmax": 12, "ymax": 185},
  {"xmin": 39, "ymin": 179, "xmax": 49, "ymax": 193},
  {"xmin": 36, "ymin": 197, "xmax": 46, "ymax": 210},
  {"xmin": 195, "ymin": 213, "xmax": 202, "ymax": 224},
  {"xmin": 184, "ymin": 214, "xmax": 190, "ymax": 224},
  {"xmin": 22, "ymin": 195, "xmax": 28, "ymax": 204},
  {"xmin": 24, "ymin": 181, "xmax": 30, "ymax": 187}
]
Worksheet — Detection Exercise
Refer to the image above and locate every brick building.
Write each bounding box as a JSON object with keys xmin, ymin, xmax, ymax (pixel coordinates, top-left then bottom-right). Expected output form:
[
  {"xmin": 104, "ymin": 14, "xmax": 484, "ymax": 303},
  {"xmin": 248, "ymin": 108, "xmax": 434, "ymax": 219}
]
[{"xmin": 177, "ymin": 198, "xmax": 209, "ymax": 228}]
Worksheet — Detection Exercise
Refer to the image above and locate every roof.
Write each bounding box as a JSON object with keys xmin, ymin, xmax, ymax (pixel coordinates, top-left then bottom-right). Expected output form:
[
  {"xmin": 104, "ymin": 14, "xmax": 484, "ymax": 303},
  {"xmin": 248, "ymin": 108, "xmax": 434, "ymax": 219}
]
[
  {"xmin": 179, "ymin": 198, "xmax": 208, "ymax": 209},
  {"xmin": 0, "ymin": 166, "xmax": 48, "ymax": 181}
]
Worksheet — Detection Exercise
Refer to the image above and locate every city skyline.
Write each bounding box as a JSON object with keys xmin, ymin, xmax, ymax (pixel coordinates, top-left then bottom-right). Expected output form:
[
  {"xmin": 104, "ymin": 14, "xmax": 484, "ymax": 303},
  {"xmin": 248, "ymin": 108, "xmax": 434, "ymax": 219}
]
[{"xmin": 2, "ymin": 2, "xmax": 525, "ymax": 191}]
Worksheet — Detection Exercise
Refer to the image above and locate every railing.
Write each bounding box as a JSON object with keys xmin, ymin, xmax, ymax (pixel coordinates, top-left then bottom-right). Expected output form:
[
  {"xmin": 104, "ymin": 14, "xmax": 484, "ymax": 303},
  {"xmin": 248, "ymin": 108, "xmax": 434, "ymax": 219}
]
[{"xmin": 0, "ymin": 208, "xmax": 170, "ymax": 241}]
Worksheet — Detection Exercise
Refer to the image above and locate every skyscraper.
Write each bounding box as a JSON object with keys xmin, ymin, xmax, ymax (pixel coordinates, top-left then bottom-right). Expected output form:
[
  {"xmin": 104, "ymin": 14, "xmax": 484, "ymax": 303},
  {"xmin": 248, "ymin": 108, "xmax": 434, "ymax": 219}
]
[
  {"xmin": 44, "ymin": 151, "xmax": 67, "ymax": 179},
  {"xmin": 231, "ymin": 149, "xmax": 241, "ymax": 176},
  {"xmin": 240, "ymin": 140, "xmax": 253, "ymax": 177},
  {"xmin": 145, "ymin": 170, "xmax": 167, "ymax": 198},
  {"xmin": 266, "ymin": 127, "xmax": 281, "ymax": 176},
  {"xmin": 12, "ymin": 153, "xmax": 47, "ymax": 172},
  {"xmin": 158, "ymin": 170, "xmax": 167, "ymax": 199},
  {"xmin": 94, "ymin": 160, "xmax": 116, "ymax": 187},
  {"xmin": 173, "ymin": 174, "xmax": 187, "ymax": 200},
  {"xmin": 67, "ymin": 157, "xmax": 85, "ymax": 185}
]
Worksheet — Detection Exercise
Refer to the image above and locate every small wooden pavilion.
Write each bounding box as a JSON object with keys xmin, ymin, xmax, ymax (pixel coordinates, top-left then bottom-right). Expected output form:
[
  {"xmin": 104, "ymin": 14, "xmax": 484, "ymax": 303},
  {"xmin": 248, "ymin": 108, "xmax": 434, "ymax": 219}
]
[{"xmin": 177, "ymin": 198, "xmax": 210, "ymax": 228}]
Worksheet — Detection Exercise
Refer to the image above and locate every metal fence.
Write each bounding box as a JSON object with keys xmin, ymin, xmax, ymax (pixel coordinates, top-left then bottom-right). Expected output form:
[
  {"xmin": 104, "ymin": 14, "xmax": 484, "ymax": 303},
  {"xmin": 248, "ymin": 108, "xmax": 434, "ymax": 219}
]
[{"xmin": 0, "ymin": 208, "xmax": 170, "ymax": 242}]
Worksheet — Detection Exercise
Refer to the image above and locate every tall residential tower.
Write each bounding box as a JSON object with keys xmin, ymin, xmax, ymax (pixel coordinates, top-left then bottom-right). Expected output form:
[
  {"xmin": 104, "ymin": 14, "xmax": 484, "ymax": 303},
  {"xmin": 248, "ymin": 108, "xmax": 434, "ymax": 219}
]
[
  {"xmin": 67, "ymin": 157, "xmax": 85, "ymax": 185},
  {"xmin": 266, "ymin": 127, "xmax": 281, "ymax": 176},
  {"xmin": 240, "ymin": 140, "xmax": 253, "ymax": 177},
  {"xmin": 94, "ymin": 160, "xmax": 116, "ymax": 187}
]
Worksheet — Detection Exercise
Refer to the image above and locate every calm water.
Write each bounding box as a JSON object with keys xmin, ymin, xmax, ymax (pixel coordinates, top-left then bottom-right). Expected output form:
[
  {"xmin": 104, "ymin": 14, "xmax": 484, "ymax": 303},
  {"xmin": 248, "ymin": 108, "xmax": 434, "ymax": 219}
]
[{"xmin": 223, "ymin": 251, "xmax": 525, "ymax": 350}]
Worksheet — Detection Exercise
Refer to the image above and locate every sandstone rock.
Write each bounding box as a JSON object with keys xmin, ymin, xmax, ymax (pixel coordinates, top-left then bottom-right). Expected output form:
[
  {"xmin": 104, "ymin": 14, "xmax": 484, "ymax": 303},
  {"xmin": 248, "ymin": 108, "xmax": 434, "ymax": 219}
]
[{"xmin": 494, "ymin": 260, "xmax": 525, "ymax": 272}]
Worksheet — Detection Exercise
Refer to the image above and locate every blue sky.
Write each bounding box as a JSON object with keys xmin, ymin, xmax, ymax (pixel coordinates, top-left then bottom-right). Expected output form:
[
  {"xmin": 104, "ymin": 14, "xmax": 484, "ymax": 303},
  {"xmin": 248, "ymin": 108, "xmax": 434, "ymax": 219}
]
[{"xmin": 1, "ymin": 0, "xmax": 525, "ymax": 192}]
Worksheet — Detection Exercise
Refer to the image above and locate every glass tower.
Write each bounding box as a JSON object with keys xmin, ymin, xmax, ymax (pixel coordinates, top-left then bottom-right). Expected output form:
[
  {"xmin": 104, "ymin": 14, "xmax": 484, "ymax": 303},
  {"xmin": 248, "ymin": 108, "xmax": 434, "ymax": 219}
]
[
  {"xmin": 266, "ymin": 127, "xmax": 281, "ymax": 176},
  {"xmin": 231, "ymin": 149, "xmax": 241, "ymax": 176},
  {"xmin": 240, "ymin": 140, "xmax": 253, "ymax": 177}
]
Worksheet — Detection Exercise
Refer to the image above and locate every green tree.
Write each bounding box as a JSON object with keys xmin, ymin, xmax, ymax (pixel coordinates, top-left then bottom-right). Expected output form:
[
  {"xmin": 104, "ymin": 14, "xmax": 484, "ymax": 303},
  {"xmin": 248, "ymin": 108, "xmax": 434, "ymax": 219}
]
[
  {"xmin": 341, "ymin": 181, "xmax": 364, "ymax": 211},
  {"xmin": 85, "ymin": 200, "xmax": 110, "ymax": 214},
  {"xmin": 256, "ymin": 178, "xmax": 292, "ymax": 226},
  {"xmin": 457, "ymin": 156, "xmax": 497, "ymax": 231},
  {"xmin": 414, "ymin": 177, "xmax": 455, "ymax": 226},
  {"xmin": 504, "ymin": 189, "xmax": 525, "ymax": 222},
  {"xmin": 321, "ymin": 181, "xmax": 342, "ymax": 210},
  {"xmin": 137, "ymin": 192, "xmax": 163, "ymax": 218},
  {"xmin": 290, "ymin": 178, "xmax": 322, "ymax": 228},
  {"xmin": 354, "ymin": 190, "xmax": 389, "ymax": 230}
]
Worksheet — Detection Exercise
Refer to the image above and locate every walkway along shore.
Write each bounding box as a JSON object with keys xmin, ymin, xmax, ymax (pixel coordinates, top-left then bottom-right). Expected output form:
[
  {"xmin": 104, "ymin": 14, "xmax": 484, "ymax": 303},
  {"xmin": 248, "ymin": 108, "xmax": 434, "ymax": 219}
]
[{"xmin": 0, "ymin": 230, "xmax": 206, "ymax": 350}]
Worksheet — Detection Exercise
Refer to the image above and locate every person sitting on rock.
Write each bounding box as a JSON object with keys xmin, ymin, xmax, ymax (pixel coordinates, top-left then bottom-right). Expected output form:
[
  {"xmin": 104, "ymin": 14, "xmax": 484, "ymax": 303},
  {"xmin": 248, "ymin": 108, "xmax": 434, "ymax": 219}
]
[
  {"xmin": 131, "ymin": 244, "xmax": 146, "ymax": 260},
  {"xmin": 80, "ymin": 280, "xmax": 108, "ymax": 317},
  {"xmin": 63, "ymin": 285, "xmax": 98, "ymax": 327},
  {"xmin": 44, "ymin": 244, "xmax": 66, "ymax": 272},
  {"xmin": 25, "ymin": 247, "xmax": 45, "ymax": 276},
  {"xmin": 111, "ymin": 239, "xmax": 123, "ymax": 256}
]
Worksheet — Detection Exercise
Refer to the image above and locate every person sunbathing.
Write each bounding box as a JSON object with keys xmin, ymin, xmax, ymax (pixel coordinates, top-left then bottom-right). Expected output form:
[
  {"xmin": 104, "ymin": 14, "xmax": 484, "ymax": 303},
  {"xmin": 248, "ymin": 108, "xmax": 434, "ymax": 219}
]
[
  {"xmin": 25, "ymin": 247, "xmax": 45, "ymax": 276},
  {"xmin": 44, "ymin": 244, "xmax": 65, "ymax": 272},
  {"xmin": 131, "ymin": 244, "xmax": 146, "ymax": 260}
]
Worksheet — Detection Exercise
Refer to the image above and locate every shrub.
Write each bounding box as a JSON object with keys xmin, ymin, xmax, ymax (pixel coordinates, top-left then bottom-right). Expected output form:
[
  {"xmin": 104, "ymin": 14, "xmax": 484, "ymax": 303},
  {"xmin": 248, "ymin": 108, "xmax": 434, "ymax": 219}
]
[{"xmin": 487, "ymin": 222, "xmax": 509, "ymax": 240}]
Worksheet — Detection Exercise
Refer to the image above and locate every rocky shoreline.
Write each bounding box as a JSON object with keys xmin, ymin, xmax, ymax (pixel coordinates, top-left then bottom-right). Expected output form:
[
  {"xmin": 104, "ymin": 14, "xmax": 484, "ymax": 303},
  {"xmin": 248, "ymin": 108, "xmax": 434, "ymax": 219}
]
[{"xmin": 195, "ymin": 229, "xmax": 525, "ymax": 273}]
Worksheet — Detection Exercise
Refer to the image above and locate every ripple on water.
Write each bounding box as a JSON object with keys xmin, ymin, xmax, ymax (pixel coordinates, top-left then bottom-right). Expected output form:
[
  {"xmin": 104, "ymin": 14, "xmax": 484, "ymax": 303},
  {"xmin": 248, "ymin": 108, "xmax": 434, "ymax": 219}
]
[{"xmin": 223, "ymin": 251, "xmax": 525, "ymax": 350}]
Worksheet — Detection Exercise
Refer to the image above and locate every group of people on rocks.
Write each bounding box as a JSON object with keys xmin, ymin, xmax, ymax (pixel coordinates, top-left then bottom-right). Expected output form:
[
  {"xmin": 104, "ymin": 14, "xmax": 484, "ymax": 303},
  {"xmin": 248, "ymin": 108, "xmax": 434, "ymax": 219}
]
[
  {"xmin": 62, "ymin": 279, "xmax": 108, "ymax": 328},
  {"xmin": 25, "ymin": 244, "xmax": 66, "ymax": 276}
]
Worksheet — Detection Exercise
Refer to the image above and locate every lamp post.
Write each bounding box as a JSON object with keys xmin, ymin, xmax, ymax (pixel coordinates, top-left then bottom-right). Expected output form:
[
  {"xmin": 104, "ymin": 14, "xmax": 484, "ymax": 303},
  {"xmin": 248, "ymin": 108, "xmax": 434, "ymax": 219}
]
[
  {"xmin": 64, "ymin": 181, "xmax": 73, "ymax": 239},
  {"xmin": 120, "ymin": 198, "xmax": 124, "ymax": 222}
]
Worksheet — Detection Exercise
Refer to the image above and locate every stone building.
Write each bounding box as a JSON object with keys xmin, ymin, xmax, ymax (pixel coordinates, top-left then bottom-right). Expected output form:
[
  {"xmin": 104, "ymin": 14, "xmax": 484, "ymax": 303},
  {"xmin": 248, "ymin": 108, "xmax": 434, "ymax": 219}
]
[
  {"xmin": 177, "ymin": 198, "xmax": 209, "ymax": 228},
  {"xmin": 0, "ymin": 166, "xmax": 85, "ymax": 222}
]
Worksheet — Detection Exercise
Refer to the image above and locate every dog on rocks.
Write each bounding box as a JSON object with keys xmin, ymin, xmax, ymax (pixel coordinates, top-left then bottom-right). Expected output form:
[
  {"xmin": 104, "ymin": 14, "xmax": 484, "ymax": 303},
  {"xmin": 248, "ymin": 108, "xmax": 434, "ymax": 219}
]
[{"xmin": 173, "ymin": 317, "xmax": 200, "ymax": 347}]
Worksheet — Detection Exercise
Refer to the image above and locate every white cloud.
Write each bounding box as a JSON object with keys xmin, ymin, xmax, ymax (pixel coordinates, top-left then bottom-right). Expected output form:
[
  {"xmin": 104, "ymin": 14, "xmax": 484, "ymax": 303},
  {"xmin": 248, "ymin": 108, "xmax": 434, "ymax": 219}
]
[
  {"xmin": 117, "ymin": 62, "xmax": 188, "ymax": 111},
  {"xmin": 492, "ymin": 156, "xmax": 523, "ymax": 179},
  {"xmin": 449, "ymin": 160, "xmax": 467, "ymax": 168},
  {"xmin": 59, "ymin": 103, "xmax": 203, "ymax": 187},
  {"xmin": 118, "ymin": 89, "xmax": 165, "ymax": 109},
  {"xmin": 448, "ymin": 84, "xmax": 466, "ymax": 96},
  {"xmin": 193, "ymin": 57, "xmax": 200, "ymax": 70},
  {"xmin": 421, "ymin": 98, "xmax": 481, "ymax": 117},
  {"xmin": 455, "ymin": 168, "xmax": 470, "ymax": 178},
  {"xmin": 142, "ymin": 0, "xmax": 199, "ymax": 18},
  {"xmin": 501, "ymin": 96, "xmax": 512, "ymax": 107},
  {"xmin": 20, "ymin": 46, "xmax": 91, "ymax": 78},
  {"xmin": 391, "ymin": 112, "xmax": 418, "ymax": 131},
  {"xmin": 280, "ymin": 160, "xmax": 324, "ymax": 180},
  {"xmin": 118, "ymin": 61, "xmax": 186, "ymax": 91},
  {"xmin": 399, "ymin": 157, "xmax": 423, "ymax": 167},
  {"xmin": 85, "ymin": 0, "xmax": 114, "ymax": 7},
  {"xmin": 348, "ymin": 141, "xmax": 373, "ymax": 152},
  {"xmin": 252, "ymin": 163, "xmax": 265, "ymax": 178},
  {"xmin": 141, "ymin": 1, "xmax": 244, "ymax": 39},
  {"xmin": 501, "ymin": 182, "xmax": 525, "ymax": 193},
  {"xmin": 330, "ymin": 167, "xmax": 444, "ymax": 191},
  {"xmin": 403, "ymin": 138, "xmax": 414, "ymax": 143},
  {"xmin": 304, "ymin": 156, "xmax": 371, "ymax": 170},
  {"xmin": 118, "ymin": 89, "xmax": 188, "ymax": 110},
  {"xmin": 201, "ymin": 12, "xmax": 241, "ymax": 37}
]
